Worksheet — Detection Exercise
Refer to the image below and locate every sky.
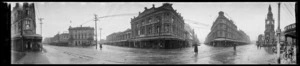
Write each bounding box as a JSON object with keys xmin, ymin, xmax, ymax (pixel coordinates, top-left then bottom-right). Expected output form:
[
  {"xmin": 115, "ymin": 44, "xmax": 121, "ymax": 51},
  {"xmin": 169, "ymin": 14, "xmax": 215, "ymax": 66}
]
[{"xmin": 9, "ymin": 2, "xmax": 296, "ymax": 42}]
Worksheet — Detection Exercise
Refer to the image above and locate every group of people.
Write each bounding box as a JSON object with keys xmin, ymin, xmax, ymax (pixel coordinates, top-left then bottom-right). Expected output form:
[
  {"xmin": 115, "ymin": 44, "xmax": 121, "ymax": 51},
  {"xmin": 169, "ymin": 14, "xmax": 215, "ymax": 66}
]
[
  {"xmin": 283, "ymin": 46, "xmax": 295, "ymax": 62},
  {"xmin": 25, "ymin": 42, "xmax": 42, "ymax": 52}
]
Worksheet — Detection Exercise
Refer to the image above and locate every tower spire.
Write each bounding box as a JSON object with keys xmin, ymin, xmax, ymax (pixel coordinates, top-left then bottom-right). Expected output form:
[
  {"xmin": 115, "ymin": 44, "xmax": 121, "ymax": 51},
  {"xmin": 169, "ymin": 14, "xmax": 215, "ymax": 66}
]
[{"xmin": 268, "ymin": 5, "xmax": 272, "ymax": 12}]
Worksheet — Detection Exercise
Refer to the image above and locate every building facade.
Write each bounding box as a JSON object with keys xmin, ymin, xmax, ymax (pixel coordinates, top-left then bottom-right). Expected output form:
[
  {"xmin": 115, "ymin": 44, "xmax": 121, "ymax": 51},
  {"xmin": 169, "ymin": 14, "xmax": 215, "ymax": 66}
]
[
  {"xmin": 11, "ymin": 3, "xmax": 43, "ymax": 52},
  {"xmin": 264, "ymin": 5, "xmax": 276, "ymax": 45},
  {"xmin": 48, "ymin": 32, "xmax": 69, "ymax": 46},
  {"xmin": 52, "ymin": 33, "xmax": 60, "ymax": 43},
  {"xmin": 59, "ymin": 33, "xmax": 69, "ymax": 43},
  {"xmin": 12, "ymin": 3, "xmax": 37, "ymax": 37},
  {"xmin": 205, "ymin": 11, "xmax": 250, "ymax": 46},
  {"xmin": 131, "ymin": 3, "xmax": 186, "ymax": 40},
  {"xmin": 106, "ymin": 29, "xmax": 132, "ymax": 43},
  {"xmin": 106, "ymin": 3, "xmax": 191, "ymax": 49},
  {"xmin": 68, "ymin": 26, "xmax": 94, "ymax": 46}
]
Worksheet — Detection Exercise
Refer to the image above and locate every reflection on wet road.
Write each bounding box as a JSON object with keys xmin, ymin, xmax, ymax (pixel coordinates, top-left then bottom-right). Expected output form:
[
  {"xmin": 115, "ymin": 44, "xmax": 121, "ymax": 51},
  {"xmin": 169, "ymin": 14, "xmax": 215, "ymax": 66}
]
[{"xmin": 89, "ymin": 43, "xmax": 277, "ymax": 64}]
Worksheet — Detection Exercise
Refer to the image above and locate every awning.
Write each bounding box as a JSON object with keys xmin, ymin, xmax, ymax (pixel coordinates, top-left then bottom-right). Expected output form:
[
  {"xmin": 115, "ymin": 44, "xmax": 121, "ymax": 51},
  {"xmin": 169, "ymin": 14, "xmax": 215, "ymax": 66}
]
[
  {"xmin": 15, "ymin": 34, "xmax": 43, "ymax": 40},
  {"xmin": 131, "ymin": 36, "xmax": 185, "ymax": 41}
]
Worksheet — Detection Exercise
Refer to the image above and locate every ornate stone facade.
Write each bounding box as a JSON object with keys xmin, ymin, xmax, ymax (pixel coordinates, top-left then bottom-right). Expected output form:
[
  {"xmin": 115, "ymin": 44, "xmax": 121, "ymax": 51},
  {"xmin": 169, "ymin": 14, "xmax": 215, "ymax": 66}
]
[{"xmin": 264, "ymin": 5, "xmax": 276, "ymax": 45}]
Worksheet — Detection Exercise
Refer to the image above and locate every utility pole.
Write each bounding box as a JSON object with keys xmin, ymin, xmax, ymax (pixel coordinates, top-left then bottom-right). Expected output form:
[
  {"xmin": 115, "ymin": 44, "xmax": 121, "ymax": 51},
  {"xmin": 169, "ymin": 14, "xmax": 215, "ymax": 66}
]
[
  {"xmin": 100, "ymin": 28, "xmax": 102, "ymax": 48},
  {"xmin": 276, "ymin": 2, "xmax": 281, "ymax": 64},
  {"xmin": 94, "ymin": 14, "xmax": 98, "ymax": 49},
  {"xmin": 39, "ymin": 18, "xmax": 44, "ymax": 36}
]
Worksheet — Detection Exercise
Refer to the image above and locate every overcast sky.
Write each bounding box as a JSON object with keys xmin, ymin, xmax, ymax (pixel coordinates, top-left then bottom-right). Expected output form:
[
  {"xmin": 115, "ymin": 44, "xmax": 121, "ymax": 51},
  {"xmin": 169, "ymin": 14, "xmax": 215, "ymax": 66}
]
[{"xmin": 10, "ymin": 2, "xmax": 296, "ymax": 42}]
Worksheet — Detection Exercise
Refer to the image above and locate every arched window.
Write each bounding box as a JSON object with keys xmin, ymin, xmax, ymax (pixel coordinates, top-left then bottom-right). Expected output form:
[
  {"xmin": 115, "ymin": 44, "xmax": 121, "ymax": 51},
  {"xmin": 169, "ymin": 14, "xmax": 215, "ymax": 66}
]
[
  {"xmin": 156, "ymin": 16, "xmax": 162, "ymax": 22},
  {"xmin": 26, "ymin": 10, "xmax": 30, "ymax": 16},
  {"xmin": 148, "ymin": 18, "xmax": 152, "ymax": 23},
  {"xmin": 165, "ymin": 24, "xmax": 169, "ymax": 32},
  {"xmin": 148, "ymin": 27, "xmax": 152, "ymax": 34},
  {"xmin": 25, "ymin": 20, "xmax": 30, "ymax": 30},
  {"xmin": 171, "ymin": 17, "xmax": 174, "ymax": 23},
  {"xmin": 157, "ymin": 26, "xmax": 160, "ymax": 34},
  {"xmin": 138, "ymin": 29, "xmax": 140, "ymax": 35}
]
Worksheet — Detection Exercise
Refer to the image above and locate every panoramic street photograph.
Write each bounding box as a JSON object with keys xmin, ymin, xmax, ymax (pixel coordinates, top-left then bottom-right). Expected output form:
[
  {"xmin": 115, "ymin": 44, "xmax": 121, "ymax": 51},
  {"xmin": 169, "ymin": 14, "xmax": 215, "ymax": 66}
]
[{"xmin": 9, "ymin": 2, "xmax": 296, "ymax": 64}]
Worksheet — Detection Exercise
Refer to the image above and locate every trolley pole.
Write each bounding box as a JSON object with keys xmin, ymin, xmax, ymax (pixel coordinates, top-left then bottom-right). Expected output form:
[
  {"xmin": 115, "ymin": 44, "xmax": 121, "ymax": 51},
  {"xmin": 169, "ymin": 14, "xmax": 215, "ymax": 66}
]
[{"xmin": 94, "ymin": 14, "xmax": 98, "ymax": 49}]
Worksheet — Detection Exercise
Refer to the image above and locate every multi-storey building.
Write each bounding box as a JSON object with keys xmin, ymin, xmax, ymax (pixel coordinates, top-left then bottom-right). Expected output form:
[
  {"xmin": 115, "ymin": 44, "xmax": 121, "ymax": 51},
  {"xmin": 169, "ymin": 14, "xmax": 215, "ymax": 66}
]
[
  {"xmin": 49, "ymin": 32, "xmax": 69, "ymax": 46},
  {"xmin": 130, "ymin": 3, "xmax": 189, "ymax": 49},
  {"xmin": 106, "ymin": 3, "xmax": 192, "ymax": 49},
  {"xmin": 11, "ymin": 3, "xmax": 43, "ymax": 52},
  {"xmin": 59, "ymin": 33, "xmax": 69, "ymax": 43},
  {"xmin": 52, "ymin": 33, "xmax": 60, "ymax": 43},
  {"xmin": 205, "ymin": 11, "xmax": 250, "ymax": 46},
  {"xmin": 264, "ymin": 5, "xmax": 276, "ymax": 45},
  {"xmin": 106, "ymin": 29, "xmax": 132, "ymax": 42},
  {"xmin": 68, "ymin": 26, "xmax": 94, "ymax": 46}
]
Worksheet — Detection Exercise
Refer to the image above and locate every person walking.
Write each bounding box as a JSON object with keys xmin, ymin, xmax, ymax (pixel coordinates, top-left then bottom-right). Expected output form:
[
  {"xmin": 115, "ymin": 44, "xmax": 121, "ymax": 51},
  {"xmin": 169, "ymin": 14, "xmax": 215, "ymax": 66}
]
[
  {"xmin": 233, "ymin": 43, "xmax": 236, "ymax": 51},
  {"xmin": 100, "ymin": 44, "xmax": 102, "ymax": 49},
  {"xmin": 194, "ymin": 43, "xmax": 198, "ymax": 54}
]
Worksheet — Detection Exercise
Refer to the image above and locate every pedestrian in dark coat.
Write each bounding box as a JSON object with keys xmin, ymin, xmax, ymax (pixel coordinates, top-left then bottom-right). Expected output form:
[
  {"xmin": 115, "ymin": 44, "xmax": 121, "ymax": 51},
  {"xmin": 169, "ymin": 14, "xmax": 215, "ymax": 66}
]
[
  {"xmin": 233, "ymin": 44, "xmax": 236, "ymax": 51},
  {"xmin": 194, "ymin": 44, "xmax": 198, "ymax": 53}
]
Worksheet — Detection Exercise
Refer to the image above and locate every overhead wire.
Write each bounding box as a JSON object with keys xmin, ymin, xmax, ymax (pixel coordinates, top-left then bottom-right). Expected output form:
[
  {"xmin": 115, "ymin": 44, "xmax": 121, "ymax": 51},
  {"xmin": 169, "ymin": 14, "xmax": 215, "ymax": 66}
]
[
  {"xmin": 283, "ymin": 3, "xmax": 295, "ymax": 22},
  {"xmin": 184, "ymin": 19, "xmax": 209, "ymax": 27},
  {"xmin": 283, "ymin": 3, "xmax": 295, "ymax": 18}
]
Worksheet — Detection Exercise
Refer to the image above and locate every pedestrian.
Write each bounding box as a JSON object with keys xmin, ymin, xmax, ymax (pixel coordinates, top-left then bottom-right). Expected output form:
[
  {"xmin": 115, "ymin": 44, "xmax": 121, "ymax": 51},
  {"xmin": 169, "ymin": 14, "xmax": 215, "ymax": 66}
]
[
  {"xmin": 100, "ymin": 44, "xmax": 102, "ymax": 49},
  {"xmin": 233, "ymin": 44, "xmax": 236, "ymax": 51},
  {"xmin": 26, "ymin": 42, "xmax": 31, "ymax": 51},
  {"xmin": 194, "ymin": 44, "xmax": 198, "ymax": 54}
]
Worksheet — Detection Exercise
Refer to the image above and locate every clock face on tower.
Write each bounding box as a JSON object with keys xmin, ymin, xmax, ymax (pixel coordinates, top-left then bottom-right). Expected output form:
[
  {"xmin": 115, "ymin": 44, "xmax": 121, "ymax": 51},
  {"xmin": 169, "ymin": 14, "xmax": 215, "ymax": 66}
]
[{"xmin": 267, "ymin": 21, "xmax": 270, "ymax": 24}]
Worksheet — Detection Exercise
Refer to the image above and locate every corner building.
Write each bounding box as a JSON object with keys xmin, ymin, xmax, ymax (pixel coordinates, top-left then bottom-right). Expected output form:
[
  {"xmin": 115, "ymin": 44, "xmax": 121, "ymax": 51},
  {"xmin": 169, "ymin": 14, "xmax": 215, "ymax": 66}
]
[
  {"xmin": 68, "ymin": 26, "xmax": 94, "ymax": 46},
  {"xmin": 129, "ymin": 3, "xmax": 189, "ymax": 49}
]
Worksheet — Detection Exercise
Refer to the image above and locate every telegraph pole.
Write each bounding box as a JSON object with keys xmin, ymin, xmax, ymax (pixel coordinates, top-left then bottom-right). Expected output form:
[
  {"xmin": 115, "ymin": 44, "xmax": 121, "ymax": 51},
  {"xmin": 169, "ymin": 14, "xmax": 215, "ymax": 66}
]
[
  {"xmin": 94, "ymin": 14, "xmax": 98, "ymax": 49},
  {"xmin": 39, "ymin": 18, "xmax": 44, "ymax": 36},
  {"xmin": 99, "ymin": 28, "xmax": 102, "ymax": 48},
  {"xmin": 276, "ymin": 2, "xmax": 281, "ymax": 64}
]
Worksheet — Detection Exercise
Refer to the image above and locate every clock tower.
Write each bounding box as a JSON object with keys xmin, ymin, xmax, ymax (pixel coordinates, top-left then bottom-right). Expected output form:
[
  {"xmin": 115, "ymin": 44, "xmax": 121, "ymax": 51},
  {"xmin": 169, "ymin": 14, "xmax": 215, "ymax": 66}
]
[{"xmin": 264, "ymin": 5, "xmax": 276, "ymax": 45}]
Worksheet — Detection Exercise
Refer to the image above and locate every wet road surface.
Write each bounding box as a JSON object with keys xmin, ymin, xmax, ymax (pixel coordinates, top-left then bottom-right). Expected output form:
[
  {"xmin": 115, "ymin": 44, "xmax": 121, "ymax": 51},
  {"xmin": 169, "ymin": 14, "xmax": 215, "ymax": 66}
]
[{"xmin": 14, "ymin": 43, "xmax": 279, "ymax": 64}]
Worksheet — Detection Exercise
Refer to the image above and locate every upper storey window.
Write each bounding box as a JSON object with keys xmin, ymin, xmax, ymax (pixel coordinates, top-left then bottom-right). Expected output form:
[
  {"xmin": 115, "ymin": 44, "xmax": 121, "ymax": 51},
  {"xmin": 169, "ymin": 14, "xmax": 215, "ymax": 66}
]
[
  {"xmin": 25, "ymin": 20, "xmax": 30, "ymax": 30},
  {"xmin": 142, "ymin": 20, "xmax": 145, "ymax": 25},
  {"xmin": 26, "ymin": 9, "xmax": 30, "ymax": 16},
  {"xmin": 156, "ymin": 16, "xmax": 162, "ymax": 22},
  {"xmin": 136, "ymin": 23, "xmax": 140, "ymax": 27},
  {"xmin": 148, "ymin": 18, "xmax": 152, "ymax": 23},
  {"xmin": 171, "ymin": 17, "xmax": 174, "ymax": 23}
]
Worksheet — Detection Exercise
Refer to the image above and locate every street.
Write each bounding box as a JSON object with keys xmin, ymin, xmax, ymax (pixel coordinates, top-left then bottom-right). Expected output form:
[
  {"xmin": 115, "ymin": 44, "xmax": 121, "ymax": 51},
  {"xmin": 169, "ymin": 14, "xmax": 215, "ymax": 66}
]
[
  {"xmin": 14, "ymin": 43, "xmax": 280, "ymax": 64},
  {"xmin": 9, "ymin": 2, "xmax": 296, "ymax": 65}
]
